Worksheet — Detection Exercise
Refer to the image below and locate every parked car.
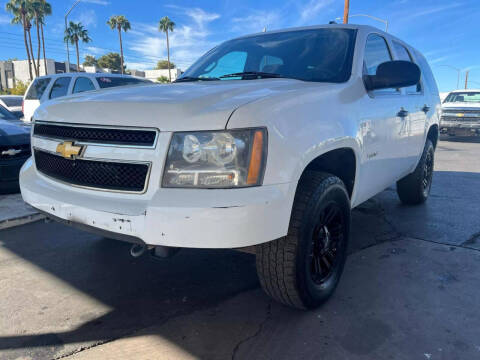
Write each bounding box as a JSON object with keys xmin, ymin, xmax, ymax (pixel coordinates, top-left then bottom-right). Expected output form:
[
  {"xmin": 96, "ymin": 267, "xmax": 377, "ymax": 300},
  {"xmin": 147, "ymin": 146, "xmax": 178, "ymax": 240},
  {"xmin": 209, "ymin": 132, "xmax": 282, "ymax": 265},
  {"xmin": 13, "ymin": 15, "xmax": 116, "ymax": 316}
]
[
  {"xmin": 20, "ymin": 25, "xmax": 440, "ymax": 309},
  {"xmin": 22, "ymin": 73, "xmax": 152, "ymax": 122},
  {"xmin": 0, "ymin": 105, "xmax": 31, "ymax": 193},
  {"xmin": 440, "ymin": 89, "xmax": 480, "ymax": 136},
  {"xmin": 0, "ymin": 95, "xmax": 24, "ymax": 119}
]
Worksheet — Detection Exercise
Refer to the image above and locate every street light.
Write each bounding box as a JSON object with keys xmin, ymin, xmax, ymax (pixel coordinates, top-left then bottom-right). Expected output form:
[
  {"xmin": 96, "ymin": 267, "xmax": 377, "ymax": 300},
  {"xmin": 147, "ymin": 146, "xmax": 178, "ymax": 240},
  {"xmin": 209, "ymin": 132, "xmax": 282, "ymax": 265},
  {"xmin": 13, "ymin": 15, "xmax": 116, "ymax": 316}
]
[
  {"xmin": 437, "ymin": 65, "xmax": 461, "ymax": 90},
  {"xmin": 335, "ymin": 14, "xmax": 388, "ymax": 32},
  {"xmin": 65, "ymin": 0, "xmax": 82, "ymax": 71}
]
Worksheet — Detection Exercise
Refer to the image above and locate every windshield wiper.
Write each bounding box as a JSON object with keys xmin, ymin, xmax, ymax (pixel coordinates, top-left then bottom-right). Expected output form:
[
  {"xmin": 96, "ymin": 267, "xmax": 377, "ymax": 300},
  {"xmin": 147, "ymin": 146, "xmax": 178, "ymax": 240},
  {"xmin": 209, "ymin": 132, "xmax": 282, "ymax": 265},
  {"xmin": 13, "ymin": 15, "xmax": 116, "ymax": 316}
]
[
  {"xmin": 174, "ymin": 76, "xmax": 220, "ymax": 83},
  {"xmin": 219, "ymin": 71, "xmax": 285, "ymax": 79}
]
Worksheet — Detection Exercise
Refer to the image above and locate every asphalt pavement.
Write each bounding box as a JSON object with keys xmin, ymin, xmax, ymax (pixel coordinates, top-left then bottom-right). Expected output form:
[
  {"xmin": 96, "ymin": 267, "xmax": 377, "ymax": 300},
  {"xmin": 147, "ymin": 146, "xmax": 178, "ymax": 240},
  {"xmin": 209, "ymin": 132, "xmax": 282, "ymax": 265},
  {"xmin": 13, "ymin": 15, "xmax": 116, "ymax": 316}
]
[{"xmin": 0, "ymin": 136, "xmax": 479, "ymax": 360}]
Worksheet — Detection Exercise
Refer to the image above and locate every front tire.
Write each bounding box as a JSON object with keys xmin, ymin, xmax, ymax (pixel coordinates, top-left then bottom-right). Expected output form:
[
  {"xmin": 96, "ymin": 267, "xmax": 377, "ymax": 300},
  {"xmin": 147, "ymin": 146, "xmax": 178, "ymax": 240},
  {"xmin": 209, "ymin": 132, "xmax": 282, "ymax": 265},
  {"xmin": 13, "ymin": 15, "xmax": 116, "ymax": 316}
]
[
  {"xmin": 396, "ymin": 139, "xmax": 434, "ymax": 205},
  {"xmin": 256, "ymin": 171, "xmax": 351, "ymax": 309}
]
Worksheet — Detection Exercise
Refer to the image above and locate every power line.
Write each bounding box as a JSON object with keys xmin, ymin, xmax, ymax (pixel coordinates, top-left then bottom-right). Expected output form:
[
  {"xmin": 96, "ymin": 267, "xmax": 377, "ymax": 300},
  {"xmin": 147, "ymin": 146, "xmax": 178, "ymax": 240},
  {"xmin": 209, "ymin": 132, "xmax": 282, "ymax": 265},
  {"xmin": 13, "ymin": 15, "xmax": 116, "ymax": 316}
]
[{"xmin": 0, "ymin": 30, "xmax": 167, "ymax": 62}]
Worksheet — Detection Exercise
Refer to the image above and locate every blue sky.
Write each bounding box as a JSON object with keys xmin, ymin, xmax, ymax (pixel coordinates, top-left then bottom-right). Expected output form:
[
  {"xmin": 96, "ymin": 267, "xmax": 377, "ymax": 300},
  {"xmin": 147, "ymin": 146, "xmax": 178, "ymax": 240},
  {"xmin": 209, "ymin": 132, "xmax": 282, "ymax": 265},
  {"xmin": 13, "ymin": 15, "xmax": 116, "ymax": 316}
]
[{"xmin": 1, "ymin": 0, "xmax": 479, "ymax": 91}]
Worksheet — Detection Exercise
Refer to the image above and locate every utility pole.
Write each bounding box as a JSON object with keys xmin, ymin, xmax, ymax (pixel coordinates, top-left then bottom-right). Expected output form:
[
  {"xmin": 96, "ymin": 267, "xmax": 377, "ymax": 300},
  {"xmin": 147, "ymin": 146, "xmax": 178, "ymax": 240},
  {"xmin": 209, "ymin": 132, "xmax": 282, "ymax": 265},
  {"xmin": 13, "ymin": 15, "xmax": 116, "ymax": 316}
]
[
  {"xmin": 343, "ymin": 0, "xmax": 350, "ymax": 24},
  {"xmin": 465, "ymin": 70, "xmax": 469, "ymax": 89}
]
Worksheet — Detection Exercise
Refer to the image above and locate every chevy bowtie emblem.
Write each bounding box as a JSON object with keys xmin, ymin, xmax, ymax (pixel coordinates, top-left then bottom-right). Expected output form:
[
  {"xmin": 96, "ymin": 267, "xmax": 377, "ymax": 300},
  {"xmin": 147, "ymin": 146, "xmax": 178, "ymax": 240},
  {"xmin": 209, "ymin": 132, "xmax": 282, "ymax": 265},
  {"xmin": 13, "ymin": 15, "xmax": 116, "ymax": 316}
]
[
  {"xmin": 56, "ymin": 141, "xmax": 84, "ymax": 159},
  {"xmin": 1, "ymin": 148, "xmax": 22, "ymax": 156}
]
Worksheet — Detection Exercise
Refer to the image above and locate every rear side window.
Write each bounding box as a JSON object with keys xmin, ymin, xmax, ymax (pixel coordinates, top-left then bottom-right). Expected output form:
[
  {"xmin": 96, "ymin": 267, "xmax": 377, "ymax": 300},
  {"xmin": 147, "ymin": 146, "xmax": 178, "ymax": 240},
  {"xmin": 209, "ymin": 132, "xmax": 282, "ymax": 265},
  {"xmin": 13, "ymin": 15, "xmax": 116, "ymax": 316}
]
[
  {"xmin": 414, "ymin": 51, "xmax": 439, "ymax": 96},
  {"xmin": 97, "ymin": 77, "xmax": 149, "ymax": 89},
  {"xmin": 0, "ymin": 105, "xmax": 17, "ymax": 120},
  {"xmin": 392, "ymin": 41, "xmax": 421, "ymax": 94},
  {"xmin": 25, "ymin": 78, "xmax": 51, "ymax": 100},
  {"xmin": 73, "ymin": 77, "xmax": 96, "ymax": 93},
  {"xmin": 0, "ymin": 97, "xmax": 22, "ymax": 107},
  {"xmin": 364, "ymin": 34, "xmax": 392, "ymax": 76},
  {"xmin": 49, "ymin": 77, "xmax": 71, "ymax": 99}
]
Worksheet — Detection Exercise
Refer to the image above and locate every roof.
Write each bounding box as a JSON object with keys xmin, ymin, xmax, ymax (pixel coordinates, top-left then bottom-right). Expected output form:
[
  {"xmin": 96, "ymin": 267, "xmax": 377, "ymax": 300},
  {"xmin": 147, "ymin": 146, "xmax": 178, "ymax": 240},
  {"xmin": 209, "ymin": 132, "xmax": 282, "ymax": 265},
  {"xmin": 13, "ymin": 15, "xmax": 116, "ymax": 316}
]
[
  {"xmin": 0, "ymin": 95, "xmax": 23, "ymax": 98},
  {"xmin": 449, "ymin": 89, "xmax": 480, "ymax": 93},
  {"xmin": 31, "ymin": 73, "xmax": 145, "ymax": 80},
  {"xmin": 235, "ymin": 23, "xmax": 388, "ymax": 40}
]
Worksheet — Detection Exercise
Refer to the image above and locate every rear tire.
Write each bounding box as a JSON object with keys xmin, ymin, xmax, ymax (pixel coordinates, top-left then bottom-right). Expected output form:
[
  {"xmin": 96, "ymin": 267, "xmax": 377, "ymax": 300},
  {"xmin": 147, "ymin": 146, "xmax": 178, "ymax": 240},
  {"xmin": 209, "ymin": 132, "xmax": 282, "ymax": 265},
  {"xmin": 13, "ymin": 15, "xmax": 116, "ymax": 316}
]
[
  {"xmin": 256, "ymin": 171, "xmax": 351, "ymax": 309},
  {"xmin": 396, "ymin": 139, "xmax": 434, "ymax": 205}
]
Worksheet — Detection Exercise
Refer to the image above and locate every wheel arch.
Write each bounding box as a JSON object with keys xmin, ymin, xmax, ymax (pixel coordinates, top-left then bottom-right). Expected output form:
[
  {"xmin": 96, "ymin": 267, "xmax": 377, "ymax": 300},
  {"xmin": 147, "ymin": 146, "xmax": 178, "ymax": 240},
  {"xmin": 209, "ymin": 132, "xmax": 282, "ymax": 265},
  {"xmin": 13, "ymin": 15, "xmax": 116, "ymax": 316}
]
[
  {"xmin": 427, "ymin": 124, "xmax": 439, "ymax": 149},
  {"xmin": 298, "ymin": 146, "xmax": 358, "ymax": 199}
]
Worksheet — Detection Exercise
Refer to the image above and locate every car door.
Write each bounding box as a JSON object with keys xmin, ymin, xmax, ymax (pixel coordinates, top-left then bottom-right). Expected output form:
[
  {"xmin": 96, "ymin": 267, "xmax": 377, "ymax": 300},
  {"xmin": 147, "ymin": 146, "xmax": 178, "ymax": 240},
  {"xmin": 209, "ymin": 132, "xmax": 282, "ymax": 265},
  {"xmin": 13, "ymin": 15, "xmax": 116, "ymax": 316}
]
[
  {"xmin": 355, "ymin": 33, "xmax": 411, "ymax": 202},
  {"xmin": 391, "ymin": 41, "xmax": 427, "ymax": 170}
]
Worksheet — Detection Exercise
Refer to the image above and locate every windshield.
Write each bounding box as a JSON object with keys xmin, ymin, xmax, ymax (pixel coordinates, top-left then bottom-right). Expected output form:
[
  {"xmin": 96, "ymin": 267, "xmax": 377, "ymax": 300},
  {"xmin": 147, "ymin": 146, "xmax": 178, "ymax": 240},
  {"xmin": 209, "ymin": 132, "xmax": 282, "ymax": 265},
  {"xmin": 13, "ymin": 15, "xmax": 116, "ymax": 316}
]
[
  {"xmin": 444, "ymin": 92, "xmax": 480, "ymax": 103},
  {"xmin": 180, "ymin": 28, "xmax": 356, "ymax": 83},
  {"xmin": 0, "ymin": 96, "xmax": 22, "ymax": 107},
  {"xmin": 97, "ymin": 77, "xmax": 151, "ymax": 89}
]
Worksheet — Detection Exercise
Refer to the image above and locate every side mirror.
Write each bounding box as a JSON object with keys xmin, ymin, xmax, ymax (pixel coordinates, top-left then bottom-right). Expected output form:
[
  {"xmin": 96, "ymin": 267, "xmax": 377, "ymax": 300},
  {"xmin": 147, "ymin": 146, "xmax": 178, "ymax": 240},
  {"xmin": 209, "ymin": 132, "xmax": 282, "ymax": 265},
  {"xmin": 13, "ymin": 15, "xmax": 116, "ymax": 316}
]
[{"xmin": 364, "ymin": 60, "xmax": 421, "ymax": 91}]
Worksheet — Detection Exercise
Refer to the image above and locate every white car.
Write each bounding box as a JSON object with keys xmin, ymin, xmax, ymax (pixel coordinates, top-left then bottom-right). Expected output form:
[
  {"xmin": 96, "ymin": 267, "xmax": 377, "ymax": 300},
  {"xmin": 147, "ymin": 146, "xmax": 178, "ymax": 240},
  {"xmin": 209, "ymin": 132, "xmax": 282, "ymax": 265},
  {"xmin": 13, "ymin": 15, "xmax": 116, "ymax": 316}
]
[
  {"xmin": 0, "ymin": 95, "xmax": 23, "ymax": 119},
  {"xmin": 22, "ymin": 73, "xmax": 152, "ymax": 123},
  {"xmin": 440, "ymin": 89, "xmax": 480, "ymax": 136},
  {"xmin": 20, "ymin": 25, "xmax": 440, "ymax": 309}
]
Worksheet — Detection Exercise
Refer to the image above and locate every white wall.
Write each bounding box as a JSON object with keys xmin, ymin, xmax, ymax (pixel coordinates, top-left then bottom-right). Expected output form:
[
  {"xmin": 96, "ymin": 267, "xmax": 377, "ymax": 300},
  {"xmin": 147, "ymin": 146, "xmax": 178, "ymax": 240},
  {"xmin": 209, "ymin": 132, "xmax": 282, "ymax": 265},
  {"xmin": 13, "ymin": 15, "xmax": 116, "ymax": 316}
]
[
  {"xmin": 144, "ymin": 68, "xmax": 181, "ymax": 82},
  {"xmin": 12, "ymin": 59, "xmax": 55, "ymax": 83}
]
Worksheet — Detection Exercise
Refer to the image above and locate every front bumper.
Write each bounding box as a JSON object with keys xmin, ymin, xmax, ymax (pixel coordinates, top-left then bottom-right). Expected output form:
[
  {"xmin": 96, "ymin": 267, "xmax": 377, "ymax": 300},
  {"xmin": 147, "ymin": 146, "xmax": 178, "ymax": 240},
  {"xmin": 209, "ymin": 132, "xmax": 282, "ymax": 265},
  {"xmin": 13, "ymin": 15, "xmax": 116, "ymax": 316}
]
[
  {"xmin": 20, "ymin": 158, "xmax": 296, "ymax": 248},
  {"xmin": 440, "ymin": 120, "xmax": 480, "ymax": 135}
]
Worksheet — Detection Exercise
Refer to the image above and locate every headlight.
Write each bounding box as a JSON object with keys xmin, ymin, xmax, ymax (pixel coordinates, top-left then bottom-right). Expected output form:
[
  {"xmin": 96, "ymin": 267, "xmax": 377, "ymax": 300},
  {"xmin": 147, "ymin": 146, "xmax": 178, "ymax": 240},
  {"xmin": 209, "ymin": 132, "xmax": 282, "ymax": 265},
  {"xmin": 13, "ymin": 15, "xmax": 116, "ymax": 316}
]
[{"xmin": 163, "ymin": 128, "xmax": 267, "ymax": 188}]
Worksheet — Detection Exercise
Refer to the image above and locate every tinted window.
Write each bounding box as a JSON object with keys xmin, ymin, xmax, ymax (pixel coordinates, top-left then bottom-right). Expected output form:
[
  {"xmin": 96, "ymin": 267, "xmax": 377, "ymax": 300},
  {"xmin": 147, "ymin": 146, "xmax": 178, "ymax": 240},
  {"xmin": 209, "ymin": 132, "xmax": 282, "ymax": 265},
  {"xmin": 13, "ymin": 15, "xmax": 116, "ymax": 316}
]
[
  {"xmin": 181, "ymin": 29, "xmax": 357, "ymax": 83},
  {"xmin": 73, "ymin": 77, "xmax": 96, "ymax": 93},
  {"xmin": 0, "ymin": 97, "xmax": 22, "ymax": 107},
  {"xmin": 392, "ymin": 41, "xmax": 421, "ymax": 93},
  {"xmin": 0, "ymin": 105, "xmax": 17, "ymax": 120},
  {"xmin": 97, "ymin": 77, "xmax": 149, "ymax": 89},
  {"xmin": 364, "ymin": 34, "xmax": 392, "ymax": 76},
  {"xmin": 25, "ymin": 78, "xmax": 51, "ymax": 100},
  {"xmin": 49, "ymin": 77, "xmax": 71, "ymax": 99}
]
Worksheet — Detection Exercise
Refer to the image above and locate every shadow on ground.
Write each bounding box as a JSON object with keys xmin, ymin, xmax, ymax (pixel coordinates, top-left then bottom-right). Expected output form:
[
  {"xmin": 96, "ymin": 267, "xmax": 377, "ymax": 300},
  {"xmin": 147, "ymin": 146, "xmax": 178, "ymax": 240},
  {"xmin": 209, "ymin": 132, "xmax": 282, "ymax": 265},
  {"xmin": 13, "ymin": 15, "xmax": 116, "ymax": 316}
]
[{"xmin": 0, "ymin": 170, "xmax": 479, "ymax": 359}]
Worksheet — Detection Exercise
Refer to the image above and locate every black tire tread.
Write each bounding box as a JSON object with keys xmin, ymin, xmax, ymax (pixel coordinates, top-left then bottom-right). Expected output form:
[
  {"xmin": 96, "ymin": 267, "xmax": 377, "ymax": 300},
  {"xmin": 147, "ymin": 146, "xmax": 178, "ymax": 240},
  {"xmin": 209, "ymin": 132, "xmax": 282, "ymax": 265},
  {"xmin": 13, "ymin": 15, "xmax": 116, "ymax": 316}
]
[
  {"xmin": 397, "ymin": 139, "xmax": 434, "ymax": 205},
  {"xmin": 256, "ymin": 171, "xmax": 345, "ymax": 309}
]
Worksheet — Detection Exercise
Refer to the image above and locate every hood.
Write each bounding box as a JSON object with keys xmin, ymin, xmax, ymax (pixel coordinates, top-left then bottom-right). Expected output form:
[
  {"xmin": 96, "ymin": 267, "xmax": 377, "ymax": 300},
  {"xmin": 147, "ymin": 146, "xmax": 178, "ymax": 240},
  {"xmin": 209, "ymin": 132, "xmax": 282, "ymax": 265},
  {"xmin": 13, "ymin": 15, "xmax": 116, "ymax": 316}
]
[
  {"xmin": 442, "ymin": 102, "xmax": 480, "ymax": 110},
  {"xmin": 0, "ymin": 119, "xmax": 31, "ymax": 146},
  {"xmin": 34, "ymin": 79, "xmax": 318, "ymax": 131}
]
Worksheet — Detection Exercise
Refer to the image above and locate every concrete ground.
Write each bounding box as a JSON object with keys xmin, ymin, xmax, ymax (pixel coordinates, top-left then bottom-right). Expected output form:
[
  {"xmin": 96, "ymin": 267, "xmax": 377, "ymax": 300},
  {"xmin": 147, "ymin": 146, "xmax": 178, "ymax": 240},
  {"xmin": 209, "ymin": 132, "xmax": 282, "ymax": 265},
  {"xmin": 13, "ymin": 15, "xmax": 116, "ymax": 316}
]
[
  {"xmin": 0, "ymin": 137, "xmax": 479, "ymax": 360},
  {"xmin": 0, "ymin": 194, "xmax": 44, "ymax": 230}
]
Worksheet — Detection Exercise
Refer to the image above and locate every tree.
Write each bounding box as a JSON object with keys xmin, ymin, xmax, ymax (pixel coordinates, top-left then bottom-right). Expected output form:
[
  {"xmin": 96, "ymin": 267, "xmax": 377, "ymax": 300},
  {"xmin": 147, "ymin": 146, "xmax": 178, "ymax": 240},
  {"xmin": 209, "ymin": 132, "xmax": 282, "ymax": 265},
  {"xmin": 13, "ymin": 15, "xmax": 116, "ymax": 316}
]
[
  {"xmin": 157, "ymin": 75, "xmax": 169, "ymax": 83},
  {"xmin": 107, "ymin": 15, "xmax": 130, "ymax": 75},
  {"xmin": 9, "ymin": 79, "xmax": 29, "ymax": 95},
  {"xmin": 64, "ymin": 21, "xmax": 91, "ymax": 72},
  {"xmin": 83, "ymin": 55, "xmax": 98, "ymax": 67},
  {"xmin": 97, "ymin": 52, "xmax": 124, "ymax": 72},
  {"xmin": 158, "ymin": 16, "xmax": 175, "ymax": 82},
  {"xmin": 155, "ymin": 60, "xmax": 175, "ymax": 70},
  {"xmin": 6, "ymin": 0, "xmax": 34, "ymax": 80},
  {"xmin": 31, "ymin": 0, "xmax": 51, "ymax": 74}
]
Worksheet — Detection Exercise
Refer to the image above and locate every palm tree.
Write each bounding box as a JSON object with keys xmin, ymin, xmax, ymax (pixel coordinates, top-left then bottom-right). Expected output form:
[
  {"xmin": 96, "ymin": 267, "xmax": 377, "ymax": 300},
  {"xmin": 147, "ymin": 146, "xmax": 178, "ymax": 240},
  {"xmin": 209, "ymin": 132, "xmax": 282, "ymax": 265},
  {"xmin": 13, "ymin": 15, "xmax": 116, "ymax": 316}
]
[
  {"xmin": 5, "ymin": 0, "xmax": 34, "ymax": 80},
  {"xmin": 31, "ymin": 0, "xmax": 51, "ymax": 75},
  {"xmin": 107, "ymin": 15, "xmax": 130, "ymax": 74},
  {"xmin": 158, "ymin": 16, "xmax": 175, "ymax": 82},
  {"xmin": 64, "ymin": 21, "xmax": 91, "ymax": 72}
]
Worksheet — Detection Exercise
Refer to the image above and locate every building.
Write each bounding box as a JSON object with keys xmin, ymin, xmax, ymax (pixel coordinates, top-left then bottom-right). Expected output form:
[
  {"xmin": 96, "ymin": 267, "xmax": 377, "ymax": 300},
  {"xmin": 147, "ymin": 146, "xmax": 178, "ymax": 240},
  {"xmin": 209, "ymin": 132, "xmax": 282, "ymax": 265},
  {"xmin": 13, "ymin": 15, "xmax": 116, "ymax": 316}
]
[
  {"xmin": 0, "ymin": 59, "xmax": 76, "ymax": 91},
  {"xmin": 144, "ymin": 68, "xmax": 182, "ymax": 82}
]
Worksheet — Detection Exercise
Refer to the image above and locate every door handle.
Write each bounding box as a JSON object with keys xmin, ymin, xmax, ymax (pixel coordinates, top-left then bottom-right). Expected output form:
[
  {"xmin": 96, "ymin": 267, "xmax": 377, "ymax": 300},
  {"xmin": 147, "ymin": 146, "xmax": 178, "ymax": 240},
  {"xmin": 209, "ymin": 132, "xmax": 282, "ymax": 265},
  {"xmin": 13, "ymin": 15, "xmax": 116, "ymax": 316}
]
[
  {"xmin": 422, "ymin": 105, "xmax": 430, "ymax": 113},
  {"xmin": 397, "ymin": 109, "xmax": 409, "ymax": 118}
]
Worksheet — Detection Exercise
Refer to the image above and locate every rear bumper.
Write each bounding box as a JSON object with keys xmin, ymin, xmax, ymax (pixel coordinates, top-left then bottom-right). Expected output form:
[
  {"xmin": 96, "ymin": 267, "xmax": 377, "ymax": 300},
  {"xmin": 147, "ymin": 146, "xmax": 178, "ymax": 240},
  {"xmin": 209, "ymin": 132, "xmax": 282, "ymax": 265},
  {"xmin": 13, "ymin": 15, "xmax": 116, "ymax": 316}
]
[{"xmin": 20, "ymin": 158, "xmax": 296, "ymax": 248}]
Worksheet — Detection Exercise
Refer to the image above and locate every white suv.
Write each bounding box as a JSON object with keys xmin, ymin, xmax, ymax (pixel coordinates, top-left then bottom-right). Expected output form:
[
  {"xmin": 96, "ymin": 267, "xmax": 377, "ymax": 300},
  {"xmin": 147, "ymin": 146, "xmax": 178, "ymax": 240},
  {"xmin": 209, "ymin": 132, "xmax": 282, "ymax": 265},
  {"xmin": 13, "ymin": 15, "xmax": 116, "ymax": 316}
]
[
  {"xmin": 20, "ymin": 25, "xmax": 440, "ymax": 309},
  {"xmin": 22, "ymin": 73, "xmax": 151, "ymax": 122}
]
